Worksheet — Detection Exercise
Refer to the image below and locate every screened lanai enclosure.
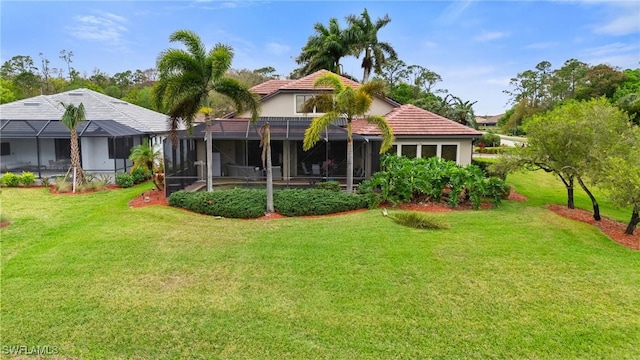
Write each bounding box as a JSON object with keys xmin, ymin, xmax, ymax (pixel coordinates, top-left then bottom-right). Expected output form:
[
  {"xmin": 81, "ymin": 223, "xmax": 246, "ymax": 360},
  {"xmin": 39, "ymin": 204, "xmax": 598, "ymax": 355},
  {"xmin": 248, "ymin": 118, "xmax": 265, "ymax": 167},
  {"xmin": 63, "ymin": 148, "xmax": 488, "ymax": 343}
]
[
  {"xmin": 0, "ymin": 119, "xmax": 146, "ymax": 178},
  {"xmin": 164, "ymin": 117, "xmax": 380, "ymax": 196}
]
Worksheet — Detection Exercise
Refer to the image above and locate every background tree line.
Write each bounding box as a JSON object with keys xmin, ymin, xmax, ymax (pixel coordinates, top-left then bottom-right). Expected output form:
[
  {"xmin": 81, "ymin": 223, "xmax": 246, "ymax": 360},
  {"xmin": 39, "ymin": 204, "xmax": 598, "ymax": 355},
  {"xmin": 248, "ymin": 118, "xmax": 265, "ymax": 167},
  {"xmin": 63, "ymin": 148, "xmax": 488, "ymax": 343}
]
[{"xmin": 500, "ymin": 59, "xmax": 640, "ymax": 134}]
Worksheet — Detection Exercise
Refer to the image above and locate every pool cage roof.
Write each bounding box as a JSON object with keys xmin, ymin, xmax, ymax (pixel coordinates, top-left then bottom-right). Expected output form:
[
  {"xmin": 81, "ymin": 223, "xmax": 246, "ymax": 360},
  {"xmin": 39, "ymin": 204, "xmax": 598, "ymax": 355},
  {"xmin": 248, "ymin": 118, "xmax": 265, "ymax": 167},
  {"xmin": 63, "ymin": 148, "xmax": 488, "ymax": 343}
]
[
  {"xmin": 0, "ymin": 119, "xmax": 145, "ymax": 138},
  {"xmin": 177, "ymin": 117, "xmax": 369, "ymax": 142}
]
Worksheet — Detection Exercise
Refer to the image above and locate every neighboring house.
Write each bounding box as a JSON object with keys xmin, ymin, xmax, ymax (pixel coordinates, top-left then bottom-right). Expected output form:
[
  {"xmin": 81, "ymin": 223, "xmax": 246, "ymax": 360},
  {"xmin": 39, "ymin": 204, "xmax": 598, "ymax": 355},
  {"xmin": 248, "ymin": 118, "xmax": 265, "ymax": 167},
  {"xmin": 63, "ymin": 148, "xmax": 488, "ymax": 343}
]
[
  {"xmin": 476, "ymin": 114, "xmax": 503, "ymax": 128},
  {"xmin": 165, "ymin": 70, "xmax": 482, "ymax": 194},
  {"xmin": 0, "ymin": 88, "xmax": 168, "ymax": 178}
]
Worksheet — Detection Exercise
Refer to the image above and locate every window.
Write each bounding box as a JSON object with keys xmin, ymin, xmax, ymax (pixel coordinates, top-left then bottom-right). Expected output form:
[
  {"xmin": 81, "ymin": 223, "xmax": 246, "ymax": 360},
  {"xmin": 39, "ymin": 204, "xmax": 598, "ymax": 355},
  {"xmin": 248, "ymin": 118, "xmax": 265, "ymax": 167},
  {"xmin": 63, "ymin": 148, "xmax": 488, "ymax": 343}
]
[
  {"xmin": 441, "ymin": 145, "xmax": 458, "ymax": 162},
  {"xmin": 296, "ymin": 94, "xmax": 329, "ymax": 114},
  {"xmin": 386, "ymin": 145, "xmax": 398, "ymax": 155},
  {"xmin": 421, "ymin": 145, "xmax": 437, "ymax": 158},
  {"xmin": 0, "ymin": 142, "xmax": 10, "ymax": 156},
  {"xmin": 108, "ymin": 137, "xmax": 134, "ymax": 159},
  {"xmin": 401, "ymin": 145, "xmax": 417, "ymax": 159}
]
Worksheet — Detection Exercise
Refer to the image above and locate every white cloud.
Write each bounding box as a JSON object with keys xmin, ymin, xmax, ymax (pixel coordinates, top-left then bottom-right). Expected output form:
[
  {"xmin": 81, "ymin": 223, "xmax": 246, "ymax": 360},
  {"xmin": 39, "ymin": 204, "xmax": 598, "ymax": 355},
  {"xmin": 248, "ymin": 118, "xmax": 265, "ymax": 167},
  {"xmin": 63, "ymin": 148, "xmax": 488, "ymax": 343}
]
[
  {"xmin": 67, "ymin": 11, "xmax": 128, "ymax": 44},
  {"xmin": 473, "ymin": 31, "xmax": 509, "ymax": 42},
  {"xmin": 590, "ymin": 2, "xmax": 640, "ymax": 35},
  {"xmin": 524, "ymin": 42, "xmax": 560, "ymax": 50},
  {"xmin": 437, "ymin": 0, "xmax": 474, "ymax": 24},
  {"xmin": 265, "ymin": 42, "xmax": 290, "ymax": 55},
  {"xmin": 584, "ymin": 42, "xmax": 637, "ymax": 56},
  {"xmin": 423, "ymin": 40, "xmax": 438, "ymax": 49}
]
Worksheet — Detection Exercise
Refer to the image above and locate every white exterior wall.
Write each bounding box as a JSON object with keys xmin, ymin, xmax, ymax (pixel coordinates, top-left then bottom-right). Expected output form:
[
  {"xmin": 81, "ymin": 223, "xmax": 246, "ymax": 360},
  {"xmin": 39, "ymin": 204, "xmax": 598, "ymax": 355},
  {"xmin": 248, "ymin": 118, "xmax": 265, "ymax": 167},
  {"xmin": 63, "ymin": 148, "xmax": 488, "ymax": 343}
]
[
  {"xmin": 391, "ymin": 138, "xmax": 474, "ymax": 166},
  {"xmin": 0, "ymin": 138, "xmax": 38, "ymax": 165}
]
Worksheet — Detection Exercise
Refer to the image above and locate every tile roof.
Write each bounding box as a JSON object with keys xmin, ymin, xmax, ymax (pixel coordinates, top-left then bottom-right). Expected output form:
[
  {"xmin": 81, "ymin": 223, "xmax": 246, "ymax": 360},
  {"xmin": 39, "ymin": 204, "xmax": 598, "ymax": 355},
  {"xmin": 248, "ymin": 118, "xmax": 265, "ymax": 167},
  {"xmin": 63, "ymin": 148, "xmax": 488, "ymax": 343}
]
[
  {"xmin": 352, "ymin": 104, "xmax": 482, "ymax": 137},
  {"xmin": 280, "ymin": 70, "xmax": 361, "ymax": 91},
  {"xmin": 250, "ymin": 79, "xmax": 295, "ymax": 95},
  {"xmin": 0, "ymin": 88, "xmax": 169, "ymax": 133}
]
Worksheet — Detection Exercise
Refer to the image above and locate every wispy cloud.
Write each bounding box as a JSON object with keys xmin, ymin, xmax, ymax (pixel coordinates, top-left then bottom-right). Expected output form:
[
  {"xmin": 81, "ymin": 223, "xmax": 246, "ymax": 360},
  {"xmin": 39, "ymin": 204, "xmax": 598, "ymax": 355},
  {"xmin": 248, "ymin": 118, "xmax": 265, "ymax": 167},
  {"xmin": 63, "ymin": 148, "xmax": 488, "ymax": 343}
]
[
  {"xmin": 67, "ymin": 11, "xmax": 128, "ymax": 45},
  {"xmin": 588, "ymin": 1, "xmax": 640, "ymax": 35},
  {"xmin": 584, "ymin": 42, "xmax": 637, "ymax": 56},
  {"xmin": 473, "ymin": 31, "xmax": 509, "ymax": 42},
  {"xmin": 437, "ymin": 0, "xmax": 474, "ymax": 24},
  {"xmin": 524, "ymin": 42, "xmax": 560, "ymax": 50},
  {"xmin": 265, "ymin": 42, "xmax": 290, "ymax": 55},
  {"xmin": 423, "ymin": 40, "xmax": 438, "ymax": 49}
]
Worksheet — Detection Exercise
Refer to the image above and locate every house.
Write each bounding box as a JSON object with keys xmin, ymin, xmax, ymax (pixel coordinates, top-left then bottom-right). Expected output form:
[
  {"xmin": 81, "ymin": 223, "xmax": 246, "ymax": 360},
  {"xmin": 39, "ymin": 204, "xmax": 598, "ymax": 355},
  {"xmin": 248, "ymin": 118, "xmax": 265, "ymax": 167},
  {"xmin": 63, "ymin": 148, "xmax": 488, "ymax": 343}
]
[
  {"xmin": 0, "ymin": 88, "xmax": 168, "ymax": 178},
  {"xmin": 164, "ymin": 70, "xmax": 482, "ymax": 194},
  {"xmin": 476, "ymin": 114, "xmax": 503, "ymax": 128}
]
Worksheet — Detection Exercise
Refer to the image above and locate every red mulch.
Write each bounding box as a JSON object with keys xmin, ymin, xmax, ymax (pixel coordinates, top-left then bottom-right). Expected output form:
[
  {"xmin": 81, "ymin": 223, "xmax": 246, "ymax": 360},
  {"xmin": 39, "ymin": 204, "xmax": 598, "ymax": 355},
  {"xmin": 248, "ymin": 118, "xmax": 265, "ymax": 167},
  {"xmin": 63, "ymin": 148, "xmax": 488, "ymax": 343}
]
[
  {"xmin": 49, "ymin": 184, "xmax": 120, "ymax": 195},
  {"xmin": 0, "ymin": 221, "xmax": 10, "ymax": 228},
  {"xmin": 128, "ymin": 188, "xmax": 168, "ymax": 207},
  {"xmin": 126, "ymin": 188, "xmax": 638, "ymax": 250},
  {"xmin": 547, "ymin": 204, "xmax": 639, "ymax": 250}
]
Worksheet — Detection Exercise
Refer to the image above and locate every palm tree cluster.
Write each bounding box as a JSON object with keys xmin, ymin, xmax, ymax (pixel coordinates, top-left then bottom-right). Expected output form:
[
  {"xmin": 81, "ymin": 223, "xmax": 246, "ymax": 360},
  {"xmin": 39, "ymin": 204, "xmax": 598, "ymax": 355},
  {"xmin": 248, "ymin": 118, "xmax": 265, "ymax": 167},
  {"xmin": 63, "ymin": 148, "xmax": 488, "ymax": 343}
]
[{"xmin": 294, "ymin": 8, "xmax": 397, "ymax": 83}]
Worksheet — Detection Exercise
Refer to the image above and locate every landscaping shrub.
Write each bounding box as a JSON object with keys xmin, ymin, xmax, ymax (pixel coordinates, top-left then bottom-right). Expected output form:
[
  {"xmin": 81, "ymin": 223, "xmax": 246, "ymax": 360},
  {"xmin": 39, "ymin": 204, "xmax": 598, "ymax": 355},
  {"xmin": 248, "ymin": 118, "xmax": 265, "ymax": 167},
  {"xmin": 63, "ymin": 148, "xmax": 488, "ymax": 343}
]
[
  {"xmin": 274, "ymin": 189, "xmax": 367, "ymax": 216},
  {"xmin": 169, "ymin": 188, "xmax": 266, "ymax": 218},
  {"xmin": 131, "ymin": 167, "xmax": 151, "ymax": 184},
  {"xmin": 476, "ymin": 132, "xmax": 501, "ymax": 147},
  {"xmin": 1, "ymin": 173, "xmax": 21, "ymax": 187},
  {"xmin": 390, "ymin": 211, "xmax": 450, "ymax": 230},
  {"xmin": 115, "ymin": 173, "xmax": 134, "ymax": 188},
  {"xmin": 484, "ymin": 176, "xmax": 511, "ymax": 206},
  {"xmin": 472, "ymin": 158, "xmax": 507, "ymax": 179},
  {"xmin": 315, "ymin": 180, "xmax": 341, "ymax": 192},
  {"xmin": 19, "ymin": 171, "xmax": 36, "ymax": 186},
  {"xmin": 41, "ymin": 176, "xmax": 51, "ymax": 187},
  {"xmin": 53, "ymin": 176, "xmax": 71, "ymax": 193}
]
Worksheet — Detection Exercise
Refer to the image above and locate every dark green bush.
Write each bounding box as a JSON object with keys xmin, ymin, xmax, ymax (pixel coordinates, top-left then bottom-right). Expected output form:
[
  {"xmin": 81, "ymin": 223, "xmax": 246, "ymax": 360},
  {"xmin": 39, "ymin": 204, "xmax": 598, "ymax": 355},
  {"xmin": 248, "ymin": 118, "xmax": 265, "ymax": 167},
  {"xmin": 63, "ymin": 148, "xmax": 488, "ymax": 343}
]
[
  {"xmin": 1, "ymin": 173, "xmax": 21, "ymax": 187},
  {"xmin": 131, "ymin": 167, "xmax": 151, "ymax": 184},
  {"xmin": 390, "ymin": 211, "xmax": 450, "ymax": 230},
  {"xmin": 476, "ymin": 132, "xmax": 501, "ymax": 147},
  {"xmin": 471, "ymin": 158, "xmax": 506, "ymax": 179},
  {"xmin": 484, "ymin": 177, "xmax": 510, "ymax": 206},
  {"xmin": 115, "ymin": 173, "xmax": 134, "ymax": 188},
  {"xmin": 169, "ymin": 188, "xmax": 266, "ymax": 218},
  {"xmin": 315, "ymin": 181, "xmax": 341, "ymax": 192},
  {"xmin": 274, "ymin": 189, "xmax": 367, "ymax": 216}
]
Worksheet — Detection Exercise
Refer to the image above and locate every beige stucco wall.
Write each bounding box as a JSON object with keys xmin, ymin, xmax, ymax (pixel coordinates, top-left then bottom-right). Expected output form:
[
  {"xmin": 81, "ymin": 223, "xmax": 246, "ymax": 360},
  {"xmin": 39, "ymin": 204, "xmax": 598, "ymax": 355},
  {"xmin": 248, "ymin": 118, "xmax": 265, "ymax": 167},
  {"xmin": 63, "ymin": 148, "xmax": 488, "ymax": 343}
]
[
  {"xmin": 391, "ymin": 138, "xmax": 475, "ymax": 166},
  {"xmin": 240, "ymin": 93, "xmax": 395, "ymax": 118}
]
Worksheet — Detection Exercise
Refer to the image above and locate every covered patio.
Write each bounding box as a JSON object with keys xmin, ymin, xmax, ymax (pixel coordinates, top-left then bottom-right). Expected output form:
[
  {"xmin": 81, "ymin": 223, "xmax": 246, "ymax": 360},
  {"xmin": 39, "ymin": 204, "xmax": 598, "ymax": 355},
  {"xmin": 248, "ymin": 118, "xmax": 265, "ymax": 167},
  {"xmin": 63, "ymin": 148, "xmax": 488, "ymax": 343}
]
[
  {"xmin": 0, "ymin": 118, "xmax": 146, "ymax": 178},
  {"xmin": 164, "ymin": 117, "xmax": 378, "ymax": 195}
]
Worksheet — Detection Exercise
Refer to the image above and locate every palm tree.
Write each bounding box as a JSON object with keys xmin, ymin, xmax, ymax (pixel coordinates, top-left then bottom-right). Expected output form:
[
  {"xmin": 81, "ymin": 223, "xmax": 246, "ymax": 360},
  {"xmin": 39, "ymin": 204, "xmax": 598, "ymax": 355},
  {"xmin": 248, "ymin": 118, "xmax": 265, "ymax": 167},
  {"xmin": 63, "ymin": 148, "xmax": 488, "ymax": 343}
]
[
  {"xmin": 346, "ymin": 8, "xmax": 397, "ymax": 83},
  {"xmin": 295, "ymin": 18, "xmax": 351, "ymax": 76},
  {"xmin": 129, "ymin": 143, "xmax": 163, "ymax": 190},
  {"xmin": 60, "ymin": 102, "xmax": 86, "ymax": 188},
  {"xmin": 439, "ymin": 94, "xmax": 478, "ymax": 129},
  {"xmin": 302, "ymin": 73, "xmax": 394, "ymax": 193},
  {"xmin": 153, "ymin": 29, "xmax": 260, "ymax": 194}
]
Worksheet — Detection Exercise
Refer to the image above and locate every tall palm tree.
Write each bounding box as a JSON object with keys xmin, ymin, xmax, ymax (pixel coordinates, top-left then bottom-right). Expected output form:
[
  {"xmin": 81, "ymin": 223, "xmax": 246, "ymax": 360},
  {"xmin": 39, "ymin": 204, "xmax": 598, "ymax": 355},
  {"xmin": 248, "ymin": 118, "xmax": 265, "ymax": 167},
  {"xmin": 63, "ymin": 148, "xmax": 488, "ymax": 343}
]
[
  {"xmin": 153, "ymin": 29, "xmax": 260, "ymax": 195},
  {"xmin": 60, "ymin": 102, "xmax": 86, "ymax": 187},
  {"xmin": 153, "ymin": 29, "xmax": 260, "ymax": 145},
  {"xmin": 295, "ymin": 18, "xmax": 351, "ymax": 76},
  {"xmin": 346, "ymin": 8, "xmax": 397, "ymax": 83},
  {"xmin": 303, "ymin": 73, "xmax": 394, "ymax": 193}
]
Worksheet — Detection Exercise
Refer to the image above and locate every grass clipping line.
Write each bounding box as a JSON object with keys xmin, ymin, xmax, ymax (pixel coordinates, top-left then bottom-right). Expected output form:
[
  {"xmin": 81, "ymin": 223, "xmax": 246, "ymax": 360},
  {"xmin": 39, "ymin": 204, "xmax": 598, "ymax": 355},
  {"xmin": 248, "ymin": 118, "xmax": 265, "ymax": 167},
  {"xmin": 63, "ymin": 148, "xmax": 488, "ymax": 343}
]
[{"xmin": 386, "ymin": 210, "xmax": 450, "ymax": 230}]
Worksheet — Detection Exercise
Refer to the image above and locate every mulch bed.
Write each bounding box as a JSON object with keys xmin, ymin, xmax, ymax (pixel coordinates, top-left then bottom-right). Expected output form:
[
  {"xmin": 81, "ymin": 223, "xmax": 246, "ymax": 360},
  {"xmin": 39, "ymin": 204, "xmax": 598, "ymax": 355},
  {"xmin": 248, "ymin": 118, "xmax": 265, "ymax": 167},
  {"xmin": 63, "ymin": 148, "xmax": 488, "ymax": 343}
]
[
  {"xmin": 126, "ymin": 188, "xmax": 638, "ymax": 250},
  {"xmin": 547, "ymin": 204, "xmax": 639, "ymax": 250}
]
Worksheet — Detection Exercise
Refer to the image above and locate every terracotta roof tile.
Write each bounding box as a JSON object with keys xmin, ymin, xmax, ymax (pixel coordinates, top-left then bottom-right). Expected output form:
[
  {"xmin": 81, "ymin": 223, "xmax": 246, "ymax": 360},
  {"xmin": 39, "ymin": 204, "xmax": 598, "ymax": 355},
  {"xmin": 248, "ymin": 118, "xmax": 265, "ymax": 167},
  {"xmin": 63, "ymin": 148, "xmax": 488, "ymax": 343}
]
[
  {"xmin": 280, "ymin": 70, "xmax": 361, "ymax": 91},
  {"xmin": 250, "ymin": 80, "xmax": 294, "ymax": 95},
  {"xmin": 352, "ymin": 104, "xmax": 482, "ymax": 137}
]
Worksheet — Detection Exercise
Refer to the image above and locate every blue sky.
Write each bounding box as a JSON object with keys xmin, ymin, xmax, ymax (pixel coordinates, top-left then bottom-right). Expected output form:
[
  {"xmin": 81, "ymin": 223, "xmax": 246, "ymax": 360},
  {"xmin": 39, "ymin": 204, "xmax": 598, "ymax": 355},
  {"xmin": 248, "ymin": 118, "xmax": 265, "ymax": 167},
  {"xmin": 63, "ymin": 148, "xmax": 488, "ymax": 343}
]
[{"xmin": 1, "ymin": 0, "xmax": 639, "ymax": 115}]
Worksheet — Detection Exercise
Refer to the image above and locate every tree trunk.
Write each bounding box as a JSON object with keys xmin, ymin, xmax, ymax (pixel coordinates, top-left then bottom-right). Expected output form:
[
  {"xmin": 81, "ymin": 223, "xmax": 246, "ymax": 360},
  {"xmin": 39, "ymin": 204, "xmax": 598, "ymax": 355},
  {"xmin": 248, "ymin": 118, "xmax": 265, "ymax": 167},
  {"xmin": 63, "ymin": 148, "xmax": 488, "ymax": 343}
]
[
  {"xmin": 346, "ymin": 122, "xmax": 354, "ymax": 193},
  {"xmin": 577, "ymin": 176, "xmax": 600, "ymax": 221},
  {"xmin": 265, "ymin": 127, "xmax": 274, "ymax": 214},
  {"xmin": 206, "ymin": 118, "xmax": 213, "ymax": 192},
  {"xmin": 69, "ymin": 128, "xmax": 85, "ymax": 185},
  {"xmin": 559, "ymin": 174, "xmax": 575, "ymax": 209},
  {"xmin": 625, "ymin": 205, "xmax": 639, "ymax": 235}
]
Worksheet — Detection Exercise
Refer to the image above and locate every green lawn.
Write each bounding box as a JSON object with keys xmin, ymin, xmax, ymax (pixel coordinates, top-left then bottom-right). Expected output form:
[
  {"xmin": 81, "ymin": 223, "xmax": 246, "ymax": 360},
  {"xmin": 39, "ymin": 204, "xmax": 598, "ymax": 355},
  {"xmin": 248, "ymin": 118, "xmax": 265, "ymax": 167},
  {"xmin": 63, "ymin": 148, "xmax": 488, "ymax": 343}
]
[{"xmin": 1, "ymin": 174, "xmax": 639, "ymax": 359}]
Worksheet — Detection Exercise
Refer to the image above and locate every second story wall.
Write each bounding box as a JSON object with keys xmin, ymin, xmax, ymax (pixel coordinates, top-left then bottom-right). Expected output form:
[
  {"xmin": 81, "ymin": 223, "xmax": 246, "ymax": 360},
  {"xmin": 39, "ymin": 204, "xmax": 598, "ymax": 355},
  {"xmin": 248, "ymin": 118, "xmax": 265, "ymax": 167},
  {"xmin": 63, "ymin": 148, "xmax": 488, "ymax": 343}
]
[{"xmin": 239, "ymin": 92, "xmax": 396, "ymax": 118}]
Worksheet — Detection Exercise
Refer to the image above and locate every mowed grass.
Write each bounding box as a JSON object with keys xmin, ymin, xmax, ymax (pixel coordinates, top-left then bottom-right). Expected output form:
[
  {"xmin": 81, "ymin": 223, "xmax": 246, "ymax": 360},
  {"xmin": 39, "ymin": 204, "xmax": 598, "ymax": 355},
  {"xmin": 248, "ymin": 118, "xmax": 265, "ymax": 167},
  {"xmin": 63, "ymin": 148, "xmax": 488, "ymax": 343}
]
[{"xmin": 1, "ymin": 176, "xmax": 639, "ymax": 359}]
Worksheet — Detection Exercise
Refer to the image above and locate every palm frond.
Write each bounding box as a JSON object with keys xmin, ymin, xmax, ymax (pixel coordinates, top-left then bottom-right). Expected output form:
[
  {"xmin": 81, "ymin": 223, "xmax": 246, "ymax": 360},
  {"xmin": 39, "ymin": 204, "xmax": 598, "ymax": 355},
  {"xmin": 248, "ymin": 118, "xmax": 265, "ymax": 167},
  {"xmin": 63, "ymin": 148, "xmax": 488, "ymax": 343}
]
[
  {"xmin": 302, "ymin": 112, "xmax": 340, "ymax": 151},
  {"xmin": 301, "ymin": 93, "xmax": 334, "ymax": 114},
  {"xmin": 213, "ymin": 77, "xmax": 261, "ymax": 122},
  {"xmin": 313, "ymin": 73, "xmax": 344, "ymax": 92},
  {"xmin": 365, "ymin": 114, "xmax": 395, "ymax": 153},
  {"xmin": 169, "ymin": 30, "xmax": 206, "ymax": 61},
  {"xmin": 210, "ymin": 44, "xmax": 234, "ymax": 81}
]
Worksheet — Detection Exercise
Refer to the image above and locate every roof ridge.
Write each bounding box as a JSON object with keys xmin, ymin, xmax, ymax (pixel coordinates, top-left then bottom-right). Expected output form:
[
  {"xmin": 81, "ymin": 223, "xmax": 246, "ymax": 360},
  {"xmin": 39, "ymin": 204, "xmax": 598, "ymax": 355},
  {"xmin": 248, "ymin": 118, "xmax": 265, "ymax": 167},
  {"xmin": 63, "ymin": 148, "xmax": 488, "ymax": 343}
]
[{"xmin": 81, "ymin": 88, "xmax": 154, "ymax": 132}]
